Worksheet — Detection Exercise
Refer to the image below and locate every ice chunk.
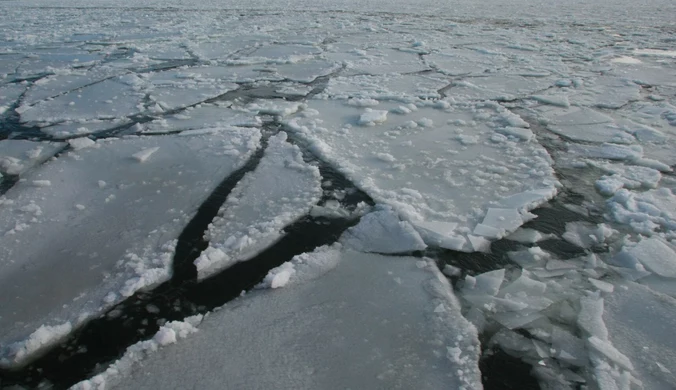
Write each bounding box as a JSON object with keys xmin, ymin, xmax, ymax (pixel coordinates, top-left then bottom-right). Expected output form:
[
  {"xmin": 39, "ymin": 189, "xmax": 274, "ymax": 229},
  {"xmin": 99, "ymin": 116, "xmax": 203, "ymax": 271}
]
[
  {"xmin": 462, "ymin": 269, "xmax": 505, "ymax": 296},
  {"xmin": 552, "ymin": 326, "xmax": 586, "ymax": 366},
  {"xmin": 474, "ymin": 208, "xmax": 527, "ymax": 239},
  {"xmin": 132, "ymin": 147, "xmax": 160, "ymax": 163},
  {"xmin": 68, "ymin": 137, "xmax": 97, "ymax": 150},
  {"xmin": 606, "ymin": 188, "xmax": 676, "ymax": 235},
  {"xmin": 588, "ymin": 336, "xmax": 634, "ymax": 371},
  {"xmin": 244, "ymin": 100, "xmax": 306, "ymax": 117},
  {"xmin": 442, "ymin": 264, "xmax": 462, "ymax": 277},
  {"xmin": 340, "ymin": 205, "xmax": 427, "ymax": 253},
  {"xmin": 358, "ymin": 108, "xmax": 388, "ymax": 126},
  {"xmin": 493, "ymin": 311, "xmax": 544, "ymax": 330},
  {"xmin": 562, "ymin": 222, "xmax": 616, "ymax": 248},
  {"xmin": 153, "ymin": 328, "xmax": 177, "ymax": 346},
  {"xmin": 411, "ymin": 220, "xmax": 467, "ymax": 250},
  {"xmin": 496, "ymin": 126, "xmax": 534, "ymax": 141},
  {"xmin": 589, "ymin": 278, "xmax": 614, "ymax": 293},
  {"xmin": 499, "ymin": 271, "xmax": 547, "ymax": 297},
  {"xmin": 497, "ymin": 188, "xmax": 557, "ymax": 211},
  {"xmin": 546, "ymin": 259, "xmax": 578, "ymax": 271},
  {"xmin": 578, "ymin": 293, "xmax": 609, "ymax": 339},
  {"xmin": 259, "ymin": 245, "xmax": 342, "ymax": 289},
  {"xmin": 194, "ymin": 132, "xmax": 322, "ymax": 280}
]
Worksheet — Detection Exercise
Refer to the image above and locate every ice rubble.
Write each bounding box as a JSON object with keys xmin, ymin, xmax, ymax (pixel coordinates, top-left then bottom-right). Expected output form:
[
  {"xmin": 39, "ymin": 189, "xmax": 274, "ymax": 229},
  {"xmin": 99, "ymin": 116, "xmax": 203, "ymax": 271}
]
[
  {"xmin": 81, "ymin": 247, "xmax": 482, "ymax": 390},
  {"xmin": 194, "ymin": 132, "xmax": 322, "ymax": 280},
  {"xmin": 0, "ymin": 128, "xmax": 261, "ymax": 367},
  {"xmin": 457, "ymin": 226, "xmax": 676, "ymax": 390}
]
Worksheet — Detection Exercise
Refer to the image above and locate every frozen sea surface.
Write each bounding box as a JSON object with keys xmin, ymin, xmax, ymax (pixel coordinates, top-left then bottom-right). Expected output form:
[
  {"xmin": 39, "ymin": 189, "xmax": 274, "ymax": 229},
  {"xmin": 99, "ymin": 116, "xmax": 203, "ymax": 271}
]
[{"xmin": 0, "ymin": 0, "xmax": 675, "ymax": 389}]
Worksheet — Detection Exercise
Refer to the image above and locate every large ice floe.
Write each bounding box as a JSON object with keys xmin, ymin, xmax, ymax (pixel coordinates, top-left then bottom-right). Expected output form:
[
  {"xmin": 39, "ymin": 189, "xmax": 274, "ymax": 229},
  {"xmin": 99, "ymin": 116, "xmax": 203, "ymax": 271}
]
[
  {"xmin": 1, "ymin": 0, "xmax": 676, "ymax": 388},
  {"xmin": 0, "ymin": 128, "xmax": 261, "ymax": 366},
  {"xmin": 74, "ymin": 246, "xmax": 482, "ymax": 390}
]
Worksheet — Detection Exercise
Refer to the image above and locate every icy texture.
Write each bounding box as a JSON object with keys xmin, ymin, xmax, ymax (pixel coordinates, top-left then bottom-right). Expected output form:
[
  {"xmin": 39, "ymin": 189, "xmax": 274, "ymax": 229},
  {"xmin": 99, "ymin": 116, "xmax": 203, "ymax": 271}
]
[
  {"xmin": 506, "ymin": 228, "xmax": 556, "ymax": 243},
  {"xmin": 194, "ymin": 132, "xmax": 321, "ymax": 280},
  {"xmin": 285, "ymin": 100, "xmax": 557, "ymax": 250},
  {"xmin": 562, "ymin": 222, "xmax": 616, "ymax": 249},
  {"xmin": 340, "ymin": 204, "xmax": 427, "ymax": 253},
  {"xmin": 613, "ymin": 238, "xmax": 676, "ymax": 278},
  {"xmin": 70, "ymin": 315, "xmax": 204, "ymax": 390},
  {"xmin": 606, "ymin": 188, "xmax": 676, "ymax": 235},
  {"xmin": 0, "ymin": 128, "xmax": 260, "ymax": 365},
  {"xmin": 604, "ymin": 282, "xmax": 676, "ymax": 390},
  {"xmin": 110, "ymin": 249, "xmax": 483, "ymax": 390},
  {"xmin": 0, "ymin": 140, "xmax": 65, "ymax": 176}
]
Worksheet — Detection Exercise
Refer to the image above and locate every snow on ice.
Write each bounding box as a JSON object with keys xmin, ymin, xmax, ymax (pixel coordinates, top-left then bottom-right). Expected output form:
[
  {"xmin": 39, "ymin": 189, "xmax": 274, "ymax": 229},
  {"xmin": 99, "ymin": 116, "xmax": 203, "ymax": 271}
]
[
  {"xmin": 84, "ymin": 247, "xmax": 482, "ymax": 390},
  {"xmin": 0, "ymin": 128, "xmax": 260, "ymax": 366},
  {"xmin": 194, "ymin": 131, "xmax": 321, "ymax": 280},
  {"xmin": 1, "ymin": 0, "xmax": 676, "ymax": 388}
]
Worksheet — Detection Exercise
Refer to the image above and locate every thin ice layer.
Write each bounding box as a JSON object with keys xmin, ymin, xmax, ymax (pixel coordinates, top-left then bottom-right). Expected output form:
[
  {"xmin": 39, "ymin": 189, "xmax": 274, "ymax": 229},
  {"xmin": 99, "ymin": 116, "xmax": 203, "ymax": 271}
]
[
  {"xmin": 0, "ymin": 128, "xmax": 261, "ymax": 367},
  {"xmin": 109, "ymin": 249, "xmax": 483, "ymax": 390},
  {"xmin": 194, "ymin": 132, "xmax": 321, "ymax": 280}
]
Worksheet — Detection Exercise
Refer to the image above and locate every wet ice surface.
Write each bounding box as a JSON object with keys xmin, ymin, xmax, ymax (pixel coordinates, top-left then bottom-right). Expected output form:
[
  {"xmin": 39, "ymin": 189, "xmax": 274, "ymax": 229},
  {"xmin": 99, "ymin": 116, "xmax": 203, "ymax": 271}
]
[{"xmin": 1, "ymin": 0, "xmax": 676, "ymax": 389}]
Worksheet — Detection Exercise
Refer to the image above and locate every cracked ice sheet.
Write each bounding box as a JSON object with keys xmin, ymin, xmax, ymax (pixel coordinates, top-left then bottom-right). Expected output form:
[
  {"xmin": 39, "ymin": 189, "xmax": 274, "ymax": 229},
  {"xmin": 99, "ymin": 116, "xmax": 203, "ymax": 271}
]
[
  {"xmin": 17, "ymin": 75, "xmax": 146, "ymax": 125},
  {"xmin": 194, "ymin": 132, "xmax": 322, "ymax": 280},
  {"xmin": 319, "ymin": 73, "xmax": 450, "ymax": 101},
  {"xmin": 566, "ymin": 76, "xmax": 641, "ymax": 109},
  {"xmin": 22, "ymin": 69, "xmax": 123, "ymax": 106},
  {"xmin": 231, "ymin": 43, "xmax": 323, "ymax": 65},
  {"xmin": 447, "ymin": 74, "xmax": 555, "ymax": 101},
  {"xmin": 0, "ymin": 128, "xmax": 261, "ymax": 367},
  {"xmin": 141, "ymin": 104, "xmax": 261, "ymax": 134},
  {"xmin": 145, "ymin": 70, "xmax": 239, "ymax": 112},
  {"xmin": 0, "ymin": 140, "xmax": 65, "ymax": 176},
  {"xmin": 107, "ymin": 249, "xmax": 482, "ymax": 390},
  {"xmin": 39, "ymin": 118, "xmax": 132, "ymax": 139},
  {"xmin": 285, "ymin": 99, "xmax": 558, "ymax": 251},
  {"xmin": 177, "ymin": 65, "xmax": 286, "ymax": 83},
  {"xmin": 336, "ymin": 48, "xmax": 428, "ymax": 76},
  {"xmin": 604, "ymin": 281, "xmax": 676, "ymax": 390},
  {"xmin": 426, "ymin": 48, "xmax": 510, "ymax": 76},
  {"xmin": 0, "ymin": 83, "xmax": 27, "ymax": 111},
  {"xmin": 537, "ymin": 106, "xmax": 637, "ymax": 144},
  {"xmin": 612, "ymin": 101, "xmax": 676, "ymax": 167}
]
